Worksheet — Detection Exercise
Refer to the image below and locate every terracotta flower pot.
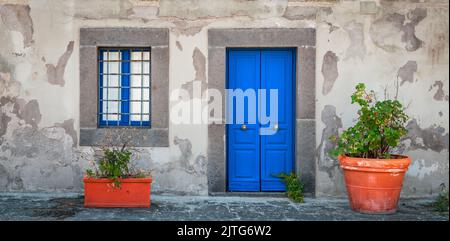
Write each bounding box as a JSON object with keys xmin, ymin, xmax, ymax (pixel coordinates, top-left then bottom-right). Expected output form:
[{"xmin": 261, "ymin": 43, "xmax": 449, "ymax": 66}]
[
  {"xmin": 338, "ymin": 155, "xmax": 411, "ymax": 214},
  {"xmin": 83, "ymin": 177, "xmax": 152, "ymax": 208}
]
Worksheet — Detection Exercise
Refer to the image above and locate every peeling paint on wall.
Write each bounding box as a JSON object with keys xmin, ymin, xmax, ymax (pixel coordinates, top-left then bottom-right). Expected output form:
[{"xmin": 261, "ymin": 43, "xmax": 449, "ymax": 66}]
[
  {"xmin": 0, "ymin": 4, "xmax": 34, "ymax": 47},
  {"xmin": 0, "ymin": 96, "xmax": 42, "ymax": 133},
  {"xmin": 142, "ymin": 136, "xmax": 208, "ymax": 194},
  {"xmin": 408, "ymin": 158, "xmax": 439, "ymax": 180},
  {"xmin": 180, "ymin": 48, "xmax": 207, "ymax": 94},
  {"xmin": 193, "ymin": 47, "xmax": 206, "ymax": 82},
  {"xmin": 283, "ymin": 6, "xmax": 332, "ymax": 20},
  {"xmin": 46, "ymin": 41, "xmax": 74, "ymax": 87},
  {"xmin": 176, "ymin": 41, "xmax": 183, "ymax": 51},
  {"xmin": 325, "ymin": 21, "xmax": 339, "ymax": 33},
  {"xmin": 172, "ymin": 20, "xmax": 206, "ymax": 36},
  {"xmin": 0, "ymin": 164, "xmax": 9, "ymax": 189},
  {"xmin": 370, "ymin": 8, "xmax": 427, "ymax": 52},
  {"xmin": 17, "ymin": 99, "xmax": 41, "ymax": 128},
  {"xmin": 344, "ymin": 21, "xmax": 366, "ymax": 60},
  {"xmin": 0, "ymin": 125, "xmax": 80, "ymax": 190},
  {"xmin": 430, "ymin": 81, "xmax": 449, "ymax": 101},
  {"xmin": 404, "ymin": 119, "xmax": 449, "ymax": 153},
  {"xmin": 174, "ymin": 136, "xmax": 192, "ymax": 162},
  {"xmin": 159, "ymin": 0, "xmax": 288, "ymax": 20},
  {"xmin": 0, "ymin": 112, "xmax": 11, "ymax": 141},
  {"xmin": 72, "ymin": 0, "xmax": 133, "ymax": 20},
  {"xmin": 0, "ymin": 72, "xmax": 20, "ymax": 101},
  {"xmin": 317, "ymin": 105, "xmax": 342, "ymax": 179},
  {"xmin": 129, "ymin": 5, "xmax": 159, "ymax": 22},
  {"xmin": 321, "ymin": 51, "xmax": 339, "ymax": 95},
  {"xmin": 54, "ymin": 119, "xmax": 77, "ymax": 147},
  {"xmin": 402, "ymin": 8, "xmax": 427, "ymax": 51},
  {"xmin": 397, "ymin": 61, "xmax": 418, "ymax": 86}
]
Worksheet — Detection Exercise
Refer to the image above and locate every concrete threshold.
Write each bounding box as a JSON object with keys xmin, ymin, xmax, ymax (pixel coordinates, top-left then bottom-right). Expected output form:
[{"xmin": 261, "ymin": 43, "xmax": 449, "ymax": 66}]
[{"xmin": 209, "ymin": 192, "xmax": 287, "ymax": 198}]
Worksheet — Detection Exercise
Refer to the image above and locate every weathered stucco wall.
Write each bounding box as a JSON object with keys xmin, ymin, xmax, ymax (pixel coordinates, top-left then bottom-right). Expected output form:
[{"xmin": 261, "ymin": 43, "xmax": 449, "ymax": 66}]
[{"xmin": 0, "ymin": 0, "xmax": 448, "ymax": 197}]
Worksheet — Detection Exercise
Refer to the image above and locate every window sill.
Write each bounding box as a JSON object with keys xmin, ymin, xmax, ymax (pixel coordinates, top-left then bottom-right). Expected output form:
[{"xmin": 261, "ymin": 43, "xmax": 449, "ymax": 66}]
[{"xmin": 79, "ymin": 127, "xmax": 169, "ymax": 147}]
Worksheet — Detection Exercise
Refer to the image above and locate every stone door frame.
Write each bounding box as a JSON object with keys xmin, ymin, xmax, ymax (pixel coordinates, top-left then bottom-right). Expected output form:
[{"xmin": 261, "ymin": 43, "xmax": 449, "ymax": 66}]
[{"xmin": 207, "ymin": 28, "xmax": 317, "ymax": 195}]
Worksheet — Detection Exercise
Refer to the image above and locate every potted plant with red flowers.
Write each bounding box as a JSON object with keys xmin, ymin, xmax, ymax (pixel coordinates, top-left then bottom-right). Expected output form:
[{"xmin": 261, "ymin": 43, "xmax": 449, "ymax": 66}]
[
  {"xmin": 84, "ymin": 142, "xmax": 152, "ymax": 208},
  {"xmin": 330, "ymin": 83, "xmax": 411, "ymax": 214}
]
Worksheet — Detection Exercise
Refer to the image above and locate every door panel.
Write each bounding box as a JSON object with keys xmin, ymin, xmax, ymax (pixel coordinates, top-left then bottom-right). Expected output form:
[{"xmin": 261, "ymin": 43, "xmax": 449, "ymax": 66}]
[
  {"xmin": 260, "ymin": 50, "xmax": 294, "ymax": 191},
  {"xmin": 227, "ymin": 49, "xmax": 294, "ymax": 192},
  {"xmin": 227, "ymin": 50, "xmax": 261, "ymax": 191}
]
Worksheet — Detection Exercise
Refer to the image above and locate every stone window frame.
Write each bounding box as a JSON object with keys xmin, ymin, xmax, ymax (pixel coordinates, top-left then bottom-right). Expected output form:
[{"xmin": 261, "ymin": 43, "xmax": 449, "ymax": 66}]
[
  {"xmin": 79, "ymin": 28, "xmax": 169, "ymax": 147},
  {"xmin": 207, "ymin": 28, "xmax": 316, "ymax": 195}
]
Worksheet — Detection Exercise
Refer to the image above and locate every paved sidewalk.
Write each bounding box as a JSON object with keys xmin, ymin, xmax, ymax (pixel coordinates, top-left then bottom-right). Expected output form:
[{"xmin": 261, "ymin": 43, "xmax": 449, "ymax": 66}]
[{"xmin": 0, "ymin": 193, "xmax": 447, "ymax": 221}]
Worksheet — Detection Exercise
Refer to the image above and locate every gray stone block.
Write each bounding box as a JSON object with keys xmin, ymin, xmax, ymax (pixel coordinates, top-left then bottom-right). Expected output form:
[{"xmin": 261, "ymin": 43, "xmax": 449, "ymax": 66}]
[
  {"xmin": 296, "ymin": 119, "xmax": 316, "ymax": 195},
  {"xmin": 80, "ymin": 28, "xmax": 169, "ymax": 47},
  {"xmin": 79, "ymin": 128, "xmax": 169, "ymax": 147},
  {"xmin": 208, "ymin": 28, "xmax": 316, "ymax": 47},
  {"xmin": 297, "ymin": 46, "xmax": 316, "ymax": 119},
  {"xmin": 360, "ymin": 1, "xmax": 378, "ymax": 14},
  {"xmin": 207, "ymin": 124, "xmax": 226, "ymax": 193},
  {"xmin": 79, "ymin": 46, "xmax": 98, "ymax": 128},
  {"xmin": 151, "ymin": 47, "xmax": 169, "ymax": 128}
]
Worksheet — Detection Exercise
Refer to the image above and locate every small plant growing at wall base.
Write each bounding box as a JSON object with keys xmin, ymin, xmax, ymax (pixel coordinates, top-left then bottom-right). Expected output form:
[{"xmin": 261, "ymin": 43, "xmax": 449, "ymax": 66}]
[
  {"xmin": 277, "ymin": 173, "xmax": 304, "ymax": 203},
  {"xmin": 330, "ymin": 83, "xmax": 412, "ymax": 214},
  {"xmin": 433, "ymin": 186, "xmax": 449, "ymax": 213}
]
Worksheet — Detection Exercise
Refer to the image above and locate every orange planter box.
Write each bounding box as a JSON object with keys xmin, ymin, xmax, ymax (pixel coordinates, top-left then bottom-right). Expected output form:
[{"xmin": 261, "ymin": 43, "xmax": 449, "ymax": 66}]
[{"xmin": 83, "ymin": 177, "xmax": 152, "ymax": 208}]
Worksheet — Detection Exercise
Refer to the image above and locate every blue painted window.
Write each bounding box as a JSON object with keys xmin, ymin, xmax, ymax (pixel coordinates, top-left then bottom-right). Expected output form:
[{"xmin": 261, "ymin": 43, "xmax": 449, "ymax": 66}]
[{"xmin": 98, "ymin": 48, "xmax": 151, "ymax": 127}]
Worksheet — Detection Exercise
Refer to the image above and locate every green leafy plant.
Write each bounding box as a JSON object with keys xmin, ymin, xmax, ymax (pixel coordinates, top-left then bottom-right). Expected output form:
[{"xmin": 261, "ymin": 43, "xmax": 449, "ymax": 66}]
[
  {"xmin": 433, "ymin": 187, "xmax": 449, "ymax": 212},
  {"xmin": 85, "ymin": 143, "xmax": 151, "ymax": 187},
  {"xmin": 330, "ymin": 83, "xmax": 409, "ymax": 159},
  {"xmin": 277, "ymin": 173, "xmax": 304, "ymax": 203}
]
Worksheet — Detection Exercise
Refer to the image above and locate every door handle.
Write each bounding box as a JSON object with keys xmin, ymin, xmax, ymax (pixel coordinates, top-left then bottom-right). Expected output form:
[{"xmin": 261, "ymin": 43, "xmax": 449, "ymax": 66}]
[{"xmin": 241, "ymin": 124, "xmax": 247, "ymax": 130}]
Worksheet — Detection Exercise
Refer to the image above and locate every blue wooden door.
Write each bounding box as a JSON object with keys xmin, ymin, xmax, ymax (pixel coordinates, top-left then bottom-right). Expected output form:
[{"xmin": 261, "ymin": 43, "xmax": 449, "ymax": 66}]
[
  {"xmin": 227, "ymin": 50, "xmax": 261, "ymax": 191},
  {"xmin": 227, "ymin": 49, "xmax": 295, "ymax": 192},
  {"xmin": 260, "ymin": 50, "xmax": 294, "ymax": 191}
]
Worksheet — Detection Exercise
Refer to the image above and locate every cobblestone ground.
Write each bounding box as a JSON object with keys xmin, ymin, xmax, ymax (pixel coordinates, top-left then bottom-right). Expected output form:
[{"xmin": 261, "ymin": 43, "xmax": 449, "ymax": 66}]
[{"xmin": 0, "ymin": 193, "xmax": 447, "ymax": 221}]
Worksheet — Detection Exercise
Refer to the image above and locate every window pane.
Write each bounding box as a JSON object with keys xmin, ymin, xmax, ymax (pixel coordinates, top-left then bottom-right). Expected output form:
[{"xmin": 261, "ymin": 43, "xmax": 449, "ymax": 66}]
[
  {"xmin": 103, "ymin": 75, "xmax": 120, "ymax": 87},
  {"xmin": 104, "ymin": 61, "xmax": 120, "ymax": 74},
  {"xmin": 131, "ymin": 88, "xmax": 142, "ymax": 100},
  {"xmin": 130, "ymin": 75, "xmax": 149, "ymax": 87},
  {"xmin": 131, "ymin": 61, "xmax": 141, "ymax": 74},
  {"xmin": 143, "ymin": 51, "xmax": 150, "ymax": 60},
  {"xmin": 131, "ymin": 75, "xmax": 141, "ymax": 87},
  {"xmin": 143, "ymin": 102, "xmax": 149, "ymax": 114},
  {"xmin": 131, "ymin": 51, "xmax": 142, "ymax": 60},
  {"xmin": 107, "ymin": 101, "xmax": 119, "ymax": 114},
  {"xmin": 142, "ymin": 114, "xmax": 150, "ymax": 121},
  {"xmin": 130, "ymin": 114, "xmax": 141, "ymax": 122},
  {"xmin": 130, "ymin": 101, "xmax": 141, "ymax": 114},
  {"xmin": 102, "ymin": 88, "xmax": 107, "ymax": 100},
  {"xmin": 102, "ymin": 102, "xmax": 120, "ymax": 121},
  {"xmin": 107, "ymin": 113, "xmax": 120, "ymax": 121},
  {"xmin": 143, "ymin": 62, "xmax": 150, "ymax": 74},
  {"xmin": 143, "ymin": 75, "xmax": 150, "ymax": 87},
  {"xmin": 107, "ymin": 88, "xmax": 120, "ymax": 100},
  {"xmin": 102, "ymin": 88, "xmax": 120, "ymax": 101},
  {"xmin": 143, "ymin": 88, "xmax": 150, "ymax": 101},
  {"xmin": 109, "ymin": 51, "xmax": 121, "ymax": 61}
]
